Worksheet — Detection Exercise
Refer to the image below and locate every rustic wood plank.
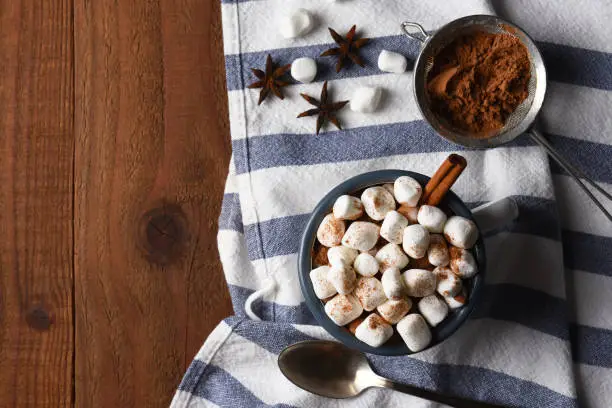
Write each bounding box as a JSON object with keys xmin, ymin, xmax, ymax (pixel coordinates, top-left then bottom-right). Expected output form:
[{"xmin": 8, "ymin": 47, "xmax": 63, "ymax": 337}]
[
  {"xmin": 158, "ymin": 0, "xmax": 235, "ymax": 363},
  {"xmin": 0, "ymin": 0, "xmax": 75, "ymax": 407},
  {"xmin": 73, "ymin": 0, "xmax": 233, "ymax": 406}
]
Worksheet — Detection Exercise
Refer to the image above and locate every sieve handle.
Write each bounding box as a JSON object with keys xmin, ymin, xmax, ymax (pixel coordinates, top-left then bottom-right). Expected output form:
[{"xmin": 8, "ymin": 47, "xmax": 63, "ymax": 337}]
[
  {"xmin": 529, "ymin": 129, "xmax": 612, "ymax": 223},
  {"xmin": 401, "ymin": 22, "xmax": 431, "ymax": 44}
]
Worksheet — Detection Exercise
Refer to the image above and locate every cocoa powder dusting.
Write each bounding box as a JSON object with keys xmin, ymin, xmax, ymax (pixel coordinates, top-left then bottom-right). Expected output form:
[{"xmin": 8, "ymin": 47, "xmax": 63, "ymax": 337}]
[
  {"xmin": 368, "ymin": 315, "xmax": 382, "ymax": 330},
  {"xmin": 411, "ymin": 256, "xmax": 434, "ymax": 271},
  {"xmin": 312, "ymin": 244, "xmax": 329, "ymax": 267},
  {"xmin": 448, "ymin": 246, "xmax": 462, "ymax": 259},
  {"xmin": 427, "ymin": 31, "xmax": 531, "ymax": 136},
  {"xmin": 327, "ymin": 214, "xmax": 345, "ymax": 238}
]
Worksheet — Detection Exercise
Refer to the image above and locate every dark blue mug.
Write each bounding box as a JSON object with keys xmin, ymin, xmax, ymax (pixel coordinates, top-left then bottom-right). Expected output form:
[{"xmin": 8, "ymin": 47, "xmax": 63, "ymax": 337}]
[{"xmin": 298, "ymin": 170, "xmax": 486, "ymax": 356}]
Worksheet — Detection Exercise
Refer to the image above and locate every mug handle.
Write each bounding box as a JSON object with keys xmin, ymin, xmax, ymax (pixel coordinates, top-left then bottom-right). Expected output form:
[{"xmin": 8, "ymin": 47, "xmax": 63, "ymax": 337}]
[
  {"xmin": 471, "ymin": 197, "xmax": 519, "ymax": 234},
  {"xmin": 401, "ymin": 22, "xmax": 431, "ymax": 44}
]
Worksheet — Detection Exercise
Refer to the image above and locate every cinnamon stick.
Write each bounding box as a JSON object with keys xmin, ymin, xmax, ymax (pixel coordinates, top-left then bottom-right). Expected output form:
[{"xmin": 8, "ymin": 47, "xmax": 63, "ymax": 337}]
[{"xmin": 422, "ymin": 154, "xmax": 467, "ymax": 206}]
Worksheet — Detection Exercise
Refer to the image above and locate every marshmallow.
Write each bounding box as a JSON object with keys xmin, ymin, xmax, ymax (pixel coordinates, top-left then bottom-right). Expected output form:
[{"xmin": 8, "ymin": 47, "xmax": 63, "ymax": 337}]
[
  {"xmin": 328, "ymin": 264, "xmax": 357, "ymax": 295},
  {"xmin": 394, "ymin": 176, "xmax": 422, "ymax": 206},
  {"xmin": 361, "ymin": 187, "xmax": 396, "ymax": 221},
  {"xmin": 397, "ymin": 205, "xmax": 419, "ymax": 224},
  {"xmin": 444, "ymin": 287, "xmax": 468, "ymax": 310},
  {"xmin": 397, "ymin": 314, "xmax": 432, "ymax": 352},
  {"xmin": 417, "ymin": 205, "xmax": 448, "ymax": 233},
  {"xmin": 355, "ymin": 314, "xmax": 393, "ymax": 347},
  {"xmin": 291, "ymin": 57, "xmax": 317, "ymax": 83},
  {"xmin": 427, "ymin": 234, "xmax": 450, "ymax": 267},
  {"xmin": 433, "ymin": 266, "xmax": 462, "ymax": 297},
  {"xmin": 327, "ymin": 245, "xmax": 358, "ymax": 267},
  {"xmin": 279, "ymin": 9, "xmax": 313, "ymax": 39},
  {"xmin": 402, "ymin": 269, "xmax": 436, "ymax": 297},
  {"xmin": 378, "ymin": 50, "xmax": 408, "ymax": 74},
  {"xmin": 382, "ymin": 183, "xmax": 395, "ymax": 195},
  {"xmin": 402, "ymin": 224, "xmax": 430, "ymax": 259},
  {"xmin": 354, "ymin": 277, "xmax": 387, "ymax": 311},
  {"xmin": 418, "ymin": 295, "xmax": 449, "ymax": 327},
  {"xmin": 333, "ymin": 195, "xmax": 364, "ymax": 221},
  {"xmin": 381, "ymin": 267, "xmax": 405, "ymax": 300},
  {"xmin": 317, "ymin": 214, "xmax": 345, "ymax": 247},
  {"xmin": 380, "ymin": 210, "xmax": 409, "ymax": 244},
  {"xmin": 353, "ymin": 253, "xmax": 379, "ymax": 277},
  {"xmin": 449, "ymin": 247, "xmax": 478, "ymax": 278},
  {"xmin": 342, "ymin": 221, "xmax": 380, "ymax": 251},
  {"xmin": 325, "ymin": 294, "xmax": 363, "ymax": 326},
  {"xmin": 444, "ymin": 216, "xmax": 479, "ymax": 249},
  {"xmin": 309, "ymin": 266, "xmax": 337, "ymax": 299},
  {"xmin": 375, "ymin": 243, "xmax": 409, "ymax": 270},
  {"xmin": 377, "ymin": 297, "xmax": 412, "ymax": 324},
  {"xmin": 350, "ymin": 87, "xmax": 382, "ymax": 113}
]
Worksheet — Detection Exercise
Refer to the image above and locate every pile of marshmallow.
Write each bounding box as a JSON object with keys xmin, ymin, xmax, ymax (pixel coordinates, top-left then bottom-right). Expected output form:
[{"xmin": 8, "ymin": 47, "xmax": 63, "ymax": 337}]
[
  {"xmin": 279, "ymin": 8, "xmax": 409, "ymax": 114},
  {"xmin": 310, "ymin": 177, "xmax": 479, "ymax": 352}
]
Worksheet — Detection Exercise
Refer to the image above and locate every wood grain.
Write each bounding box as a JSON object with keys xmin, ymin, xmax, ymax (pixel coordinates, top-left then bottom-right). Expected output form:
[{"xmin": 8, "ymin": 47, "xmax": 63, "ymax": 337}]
[
  {"xmin": 73, "ymin": 0, "xmax": 232, "ymax": 406},
  {"xmin": 0, "ymin": 0, "xmax": 232, "ymax": 405},
  {"xmin": 0, "ymin": 0, "xmax": 75, "ymax": 407}
]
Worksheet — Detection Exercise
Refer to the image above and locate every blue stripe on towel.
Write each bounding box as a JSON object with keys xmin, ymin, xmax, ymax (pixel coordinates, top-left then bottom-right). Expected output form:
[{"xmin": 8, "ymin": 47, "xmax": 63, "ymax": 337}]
[
  {"xmin": 224, "ymin": 195, "xmax": 559, "ymax": 260},
  {"xmin": 228, "ymin": 284, "xmax": 317, "ymax": 324},
  {"xmin": 179, "ymin": 360, "xmax": 298, "ymax": 408},
  {"xmin": 474, "ymin": 284, "xmax": 569, "ymax": 340},
  {"xmin": 226, "ymin": 317, "xmax": 577, "ymax": 408},
  {"xmin": 232, "ymin": 127, "xmax": 612, "ymax": 183},
  {"xmin": 570, "ymin": 324, "xmax": 612, "ymax": 368},
  {"xmin": 547, "ymin": 134, "xmax": 612, "ymax": 184},
  {"xmin": 219, "ymin": 198, "xmax": 610, "ymax": 280},
  {"xmin": 221, "ymin": 0, "xmax": 261, "ymax": 3},
  {"xmin": 225, "ymin": 35, "xmax": 419, "ymax": 92},
  {"xmin": 225, "ymin": 35, "xmax": 612, "ymax": 92},
  {"xmin": 226, "ymin": 287, "xmax": 612, "ymax": 370},
  {"xmin": 228, "ymin": 283, "xmax": 568, "ymax": 340},
  {"xmin": 371, "ymin": 359, "xmax": 577, "ymax": 408},
  {"xmin": 539, "ymin": 41, "xmax": 612, "ymax": 91},
  {"xmin": 219, "ymin": 193, "xmax": 244, "ymax": 233},
  {"xmin": 563, "ymin": 231, "xmax": 612, "ymax": 277},
  {"xmin": 243, "ymin": 214, "xmax": 308, "ymax": 259},
  {"xmin": 233, "ymin": 124, "xmax": 612, "ymax": 185},
  {"xmin": 231, "ymin": 120, "xmax": 525, "ymax": 175}
]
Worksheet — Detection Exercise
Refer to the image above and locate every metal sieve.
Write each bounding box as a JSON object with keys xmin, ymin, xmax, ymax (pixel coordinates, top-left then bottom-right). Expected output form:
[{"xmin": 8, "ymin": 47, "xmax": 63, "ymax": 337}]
[{"xmin": 402, "ymin": 15, "xmax": 612, "ymax": 223}]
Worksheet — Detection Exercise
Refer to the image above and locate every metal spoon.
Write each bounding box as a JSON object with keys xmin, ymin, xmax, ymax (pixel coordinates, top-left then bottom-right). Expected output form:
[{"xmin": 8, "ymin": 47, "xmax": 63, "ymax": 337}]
[{"xmin": 278, "ymin": 340, "xmax": 506, "ymax": 408}]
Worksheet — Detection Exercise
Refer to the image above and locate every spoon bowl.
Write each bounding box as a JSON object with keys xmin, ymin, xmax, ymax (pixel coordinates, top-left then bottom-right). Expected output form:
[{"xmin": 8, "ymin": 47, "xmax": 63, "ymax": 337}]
[{"xmin": 278, "ymin": 340, "xmax": 374, "ymax": 399}]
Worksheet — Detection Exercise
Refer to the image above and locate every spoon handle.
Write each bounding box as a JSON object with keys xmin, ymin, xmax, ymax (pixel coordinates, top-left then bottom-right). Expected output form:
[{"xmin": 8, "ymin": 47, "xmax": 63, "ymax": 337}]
[{"xmin": 372, "ymin": 375, "xmax": 507, "ymax": 408}]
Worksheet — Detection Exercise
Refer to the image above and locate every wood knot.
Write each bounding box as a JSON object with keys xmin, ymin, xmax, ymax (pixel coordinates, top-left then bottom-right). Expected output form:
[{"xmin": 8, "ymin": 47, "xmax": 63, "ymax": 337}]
[
  {"xmin": 139, "ymin": 204, "xmax": 188, "ymax": 265},
  {"xmin": 26, "ymin": 307, "xmax": 52, "ymax": 331}
]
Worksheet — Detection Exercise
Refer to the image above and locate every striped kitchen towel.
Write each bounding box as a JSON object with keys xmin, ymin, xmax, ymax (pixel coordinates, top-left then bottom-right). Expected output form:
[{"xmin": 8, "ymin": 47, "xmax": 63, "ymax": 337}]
[{"xmin": 172, "ymin": 0, "xmax": 612, "ymax": 406}]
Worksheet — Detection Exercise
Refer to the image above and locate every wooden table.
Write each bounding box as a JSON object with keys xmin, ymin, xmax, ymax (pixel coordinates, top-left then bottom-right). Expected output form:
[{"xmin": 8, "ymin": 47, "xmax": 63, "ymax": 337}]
[{"xmin": 0, "ymin": 1, "xmax": 233, "ymax": 406}]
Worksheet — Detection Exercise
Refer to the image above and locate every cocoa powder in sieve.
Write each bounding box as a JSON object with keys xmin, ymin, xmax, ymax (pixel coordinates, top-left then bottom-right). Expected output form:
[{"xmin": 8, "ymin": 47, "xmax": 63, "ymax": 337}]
[{"xmin": 426, "ymin": 31, "xmax": 531, "ymax": 137}]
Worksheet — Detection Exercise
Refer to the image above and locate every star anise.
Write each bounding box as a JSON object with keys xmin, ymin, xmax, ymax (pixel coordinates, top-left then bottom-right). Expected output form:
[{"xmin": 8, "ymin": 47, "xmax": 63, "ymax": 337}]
[
  {"xmin": 247, "ymin": 54, "xmax": 291, "ymax": 105},
  {"xmin": 320, "ymin": 25, "xmax": 369, "ymax": 72},
  {"xmin": 297, "ymin": 81, "xmax": 349, "ymax": 134}
]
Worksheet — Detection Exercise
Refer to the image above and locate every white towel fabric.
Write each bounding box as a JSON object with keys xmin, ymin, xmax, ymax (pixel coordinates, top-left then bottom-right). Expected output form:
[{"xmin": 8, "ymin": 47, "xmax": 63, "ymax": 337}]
[{"xmin": 172, "ymin": 1, "xmax": 612, "ymax": 407}]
